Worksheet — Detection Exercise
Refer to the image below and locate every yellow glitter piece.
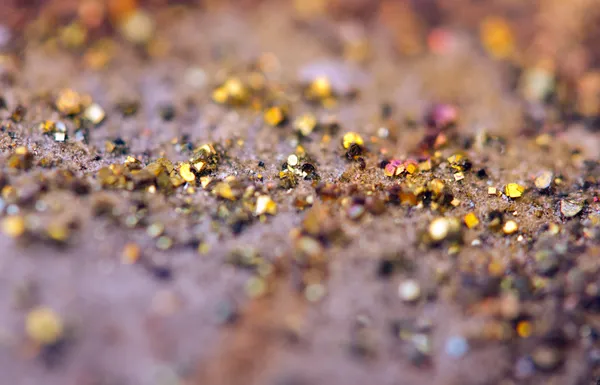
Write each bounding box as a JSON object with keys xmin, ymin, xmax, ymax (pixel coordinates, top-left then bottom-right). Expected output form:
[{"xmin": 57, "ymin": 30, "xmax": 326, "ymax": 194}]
[
  {"xmin": 342, "ymin": 132, "xmax": 364, "ymax": 149},
  {"xmin": 464, "ymin": 212, "xmax": 480, "ymax": 229},
  {"xmin": 307, "ymin": 76, "xmax": 332, "ymax": 100},
  {"xmin": 179, "ymin": 163, "xmax": 196, "ymax": 183},
  {"xmin": 1, "ymin": 216, "xmax": 26, "ymax": 238},
  {"xmin": 122, "ymin": 243, "xmax": 141, "ymax": 264},
  {"xmin": 26, "ymin": 307, "xmax": 64, "ymax": 345},
  {"xmin": 503, "ymin": 220, "xmax": 519, "ymax": 234},
  {"xmin": 480, "ymin": 16, "xmax": 514, "ymax": 59},
  {"xmin": 212, "ymin": 86, "xmax": 228, "ymax": 104},
  {"xmin": 516, "ymin": 321, "xmax": 532, "ymax": 338},
  {"xmin": 294, "ymin": 114, "xmax": 317, "ymax": 136},
  {"xmin": 213, "ymin": 182, "xmax": 235, "ymax": 200},
  {"xmin": 505, "ymin": 183, "xmax": 525, "ymax": 198},
  {"xmin": 264, "ymin": 106, "xmax": 286, "ymax": 127},
  {"xmin": 255, "ymin": 195, "xmax": 277, "ymax": 216}
]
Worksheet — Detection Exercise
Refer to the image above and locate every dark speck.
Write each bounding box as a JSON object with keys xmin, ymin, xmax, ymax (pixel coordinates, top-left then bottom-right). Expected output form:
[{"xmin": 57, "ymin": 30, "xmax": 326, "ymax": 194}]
[
  {"xmin": 301, "ymin": 163, "xmax": 316, "ymax": 174},
  {"xmin": 231, "ymin": 221, "xmax": 246, "ymax": 235},
  {"xmin": 159, "ymin": 104, "xmax": 176, "ymax": 121},
  {"xmin": 151, "ymin": 266, "xmax": 173, "ymax": 281},
  {"xmin": 381, "ymin": 103, "xmax": 393, "ymax": 119},
  {"xmin": 117, "ymin": 101, "xmax": 139, "ymax": 117},
  {"xmin": 476, "ymin": 168, "xmax": 488, "ymax": 179},
  {"xmin": 113, "ymin": 137, "xmax": 126, "ymax": 146},
  {"xmin": 357, "ymin": 157, "xmax": 366, "ymax": 170},
  {"xmin": 345, "ymin": 143, "xmax": 363, "ymax": 160},
  {"xmin": 377, "ymin": 259, "xmax": 395, "ymax": 278},
  {"xmin": 41, "ymin": 339, "xmax": 68, "ymax": 368},
  {"xmin": 258, "ymin": 161, "xmax": 265, "ymax": 168}
]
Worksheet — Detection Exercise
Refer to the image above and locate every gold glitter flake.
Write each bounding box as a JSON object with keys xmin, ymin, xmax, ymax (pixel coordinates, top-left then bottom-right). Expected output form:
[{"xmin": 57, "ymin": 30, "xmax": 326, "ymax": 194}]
[
  {"xmin": 305, "ymin": 76, "xmax": 332, "ymax": 101},
  {"xmin": 534, "ymin": 170, "xmax": 553, "ymax": 190},
  {"xmin": 56, "ymin": 88, "xmax": 82, "ymax": 115},
  {"xmin": 480, "ymin": 16, "xmax": 514, "ymax": 60},
  {"xmin": 212, "ymin": 77, "xmax": 249, "ymax": 106},
  {"xmin": 46, "ymin": 221, "xmax": 69, "ymax": 243},
  {"xmin": 503, "ymin": 220, "xmax": 518, "ymax": 234},
  {"xmin": 294, "ymin": 114, "xmax": 317, "ymax": 136},
  {"xmin": 213, "ymin": 182, "xmax": 236, "ymax": 200},
  {"xmin": 25, "ymin": 307, "xmax": 64, "ymax": 345},
  {"xmin": 1, "ymin": 215, "xmax": 26, "ymax": 238},
  {"xmin": 505, "ymin": 183, "xmax": 525, "ymax": 198},
  {"xmin": 179, "ymin": 163, "xmax": 196, "ymax": 183},
  {"xmin": 84, "ymin": 103, "xmax": 106, "ymax": 125},
  {"xmin": 428, "ymin": 217, "xmax": 461, "ymax": 242},
  {"xmin": 264, "ymin": 105, "xmax": 288, "ymax": 127},
  {"xmin": 342, "ymin": 132, "xmax": 364, "ymax": 149},
  {"xmin": 255, "ymin": 195, "xmax": 277, "ymax": 216},
  {"xmin": 463, "ymin": 212, "xmax": 480, "ymax": 229},
  {"xmin": 122, "ymin": 243, "xmax": 141, "ymax": 264}
]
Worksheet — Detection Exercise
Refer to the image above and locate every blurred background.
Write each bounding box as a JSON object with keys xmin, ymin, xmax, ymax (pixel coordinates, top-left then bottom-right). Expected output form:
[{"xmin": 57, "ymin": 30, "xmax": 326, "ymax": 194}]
[{"xmin": 1, "ymin": 0, "xmax": 599, "ymax": 125}]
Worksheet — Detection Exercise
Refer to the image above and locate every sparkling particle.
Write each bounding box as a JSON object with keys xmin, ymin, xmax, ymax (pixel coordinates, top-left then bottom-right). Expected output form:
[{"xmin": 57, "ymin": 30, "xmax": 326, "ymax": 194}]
[
  {"xmin": 480, "ymin": 16, "xmax": 514, "ymax": 59},
  {"xmin": 119, "ymin": 9, "xmax": 155, "ymax": 44},
  {"xmin": 488, "ymin": 187, "xmax": 497, "ymax": 195},
  {"xmin": 156, "ymin": 236, "xmax": 173, "ymax": 250},
  {"xmin": 255, "ymin": 195, "xmax": 277, "ymax": 216},
  {"xmin": 342, "ymin": 132, "xmax": 364, "ymax": 150},
  {"xmin": 286, "ymin": 155, "xmax": 299, "ymax": 168},
  {"xmin": 47, "ymin": 221, "xmax": 69, "ymax": 242},
  {"xmin": 428, "ymin": 217, "xmax": 460, "ymax": 243},
  {"xmin": 305, "ymin": 283, "xmax": 326, "ymax": 302},
  {"xmin": 531, "ymin": 346, "xmax": 563, "ymax": 372},
  {"xmin": 534, "ymin": 170, "xmax": 553, "ymax": 190},
  {"xmin": 184, "ymin": 67, "xmax": 207, "ymax": 89},
  {"xmin": 463, "ymin": 212, "xmax": 479, "ymax": 229},
  {"xmin": 445, "ymin": 336, "xmax": 469, "ymax": 358},
  {"xmin": 505, "ymin": 183, "xmax": 525, "ymax": 198},
  {"xmin": 503, "ymin": 220, "xmax": 519, "ymax": 235},
  {"xmin": 516, "ymin": 321, "xmax": 532, "ymax": 338},
  {"xmin": 39, "ymin": 120, "xmax": 56, "ymax": 134},
  {"xmin": 54, "ymin": 132, "xmax": 67, "ymax": 142},
  {"xmin": 56, "ymin": 88, "xmax": 82, "ymax": 115},
  {"xmin": 294, "ymin": 113, "xmax": 317, "ymax": 136},
  {"xmin": 1, "ymin": 215, "xmax": 26, "ymax": 238},
  {"xmin": 147, "ymin": 223, "xmax": 164, "ymax": 238},
  {"xmin": 425, "ymin": 103, "xmax": 458, "ymax": 130},
  {"xmin": 346, "ymin": 204, "xmax": 365, "ymax": 220},
  {"xmin": 26, "ymin": 307, "xmax": 64, "ymax": 345},
  {"xmin": 213, "ymin": 77, "xmax": 249, "ymax": 105},
  {"xmin": 213, "ymin": 182, "xmax": 236, "ymax": 200},
  {"xmin": 398, "ymin": 279, "xmax": 421, "ymax": 302},
  {"xmin": 245, "ymin": 276, "xmax": 267, "ymax": 298},
  {"xmin": 305, "ymin": 76, "xmax": 332, "ymax": 101},
  {"xmin": 264, "ymin": 105, "xmax": 288, "ymax": 127},
  {"xmin": 179, "ymin": 163, "xmax": 196, "ymax": 183},
  {"xmin": 560, "ymin": 199, "xmax": 583, "ymax": 218},
  {"xmin": 84, "ymin": 103, "xmax": 106, "ymax": 125},
  {"xmin": 122, "ymin": 242, "xmax": 141, "ymax": 264}
]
